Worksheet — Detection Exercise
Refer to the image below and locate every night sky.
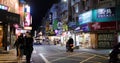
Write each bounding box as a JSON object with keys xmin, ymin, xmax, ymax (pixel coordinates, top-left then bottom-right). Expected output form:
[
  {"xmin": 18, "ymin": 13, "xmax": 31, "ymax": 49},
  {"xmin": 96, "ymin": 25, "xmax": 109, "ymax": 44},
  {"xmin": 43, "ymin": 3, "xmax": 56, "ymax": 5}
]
[{"xmin": 29, "ymin": 0, "xmax": 59, "ymax": 31}]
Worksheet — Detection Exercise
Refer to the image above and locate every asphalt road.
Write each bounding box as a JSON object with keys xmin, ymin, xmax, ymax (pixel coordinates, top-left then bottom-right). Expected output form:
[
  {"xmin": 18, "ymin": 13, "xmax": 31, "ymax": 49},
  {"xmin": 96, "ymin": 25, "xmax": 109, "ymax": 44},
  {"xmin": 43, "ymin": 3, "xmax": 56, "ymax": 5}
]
[{"xmin": 31, "ymin": 45, "xmax": 109, "ymax": 63}]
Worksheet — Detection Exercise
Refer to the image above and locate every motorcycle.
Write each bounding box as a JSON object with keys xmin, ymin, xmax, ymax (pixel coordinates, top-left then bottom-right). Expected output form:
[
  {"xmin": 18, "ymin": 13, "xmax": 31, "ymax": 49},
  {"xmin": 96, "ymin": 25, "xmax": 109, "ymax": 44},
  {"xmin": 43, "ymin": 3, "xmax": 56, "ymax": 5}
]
[
  {"xmin": 108, "ymin": 48, "xmax": 120, "ymax": 63},
  {"xmin": 66, "ymin": 44, "xmax": 74, "ymax": 52}
]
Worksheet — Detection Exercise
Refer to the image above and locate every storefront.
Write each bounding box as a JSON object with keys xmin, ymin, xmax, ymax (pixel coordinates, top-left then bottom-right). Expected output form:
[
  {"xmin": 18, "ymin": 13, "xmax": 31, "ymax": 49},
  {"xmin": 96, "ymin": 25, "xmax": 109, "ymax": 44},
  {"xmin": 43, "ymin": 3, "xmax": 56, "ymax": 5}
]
[
  {"xmin": 89, "ymin": 21, "xmax": 117, "ymax": 48},
  {"xmin": 75, "ymin": 33, "xmax": 91, "ymax": 48},
  {"xmin": 0, "ymin": 26, "xmax": 3, "ymax": 47},
  {"xmin": 78, "ymin": 10, "xmax": 93, "ymax": 48},
  {"xmin": 0, "ymin": 9, "xmax": 20, "ymax": 50},
  {"xmin": 76, "ymin": 23, "xmax": 93, "ymax": 48},
  {"xmin": 60, "ymin": 31, "xmax": 75, "ymax": 45},
  {"xmin": 77, "ymin": 7, "xmax": 118, "ymax": 49}
]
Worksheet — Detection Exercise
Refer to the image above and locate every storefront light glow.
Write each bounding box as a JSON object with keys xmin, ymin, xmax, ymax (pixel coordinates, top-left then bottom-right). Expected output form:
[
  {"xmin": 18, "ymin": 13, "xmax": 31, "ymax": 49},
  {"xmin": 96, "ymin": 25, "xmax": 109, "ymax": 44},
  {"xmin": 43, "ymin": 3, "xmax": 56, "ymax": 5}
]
[
  {"xmin": 20, "ymin": 0, "xmax": 25, "ymax": 3},
  {"xmin": 13, "ymin": 24, "xmax": 19, "ymax": 28},
  {"xmin": 24, "ymin": 27, "xmax": 32, "ymax": 30},
  {"xmin": 25, "ymin": 5, "xmax": 30, "ymax": 12},
  {"xmin": 0, "ymin": 5, "xmax": 8, "ymax": 10},
  {"xmin": 0, "ymin": 5, "xmax": 2, "ymax": 9},
  {"xmin": 1, "ymin": 6, "xmax": 4, "ymax": 9},
  {"xmin": 0, "ymin": 21, "xmax": 2, "ymax": 23},
  {"xmin": 63, "ymin": 0, "xmax": 67, "ymax": 2},
  {"xmin": 4, "ymin": 7, "xmax": 8, "ymax": 10},
  {"xmin": 55, "ymin": 30, "xmax": 58, "ymax": 34}
]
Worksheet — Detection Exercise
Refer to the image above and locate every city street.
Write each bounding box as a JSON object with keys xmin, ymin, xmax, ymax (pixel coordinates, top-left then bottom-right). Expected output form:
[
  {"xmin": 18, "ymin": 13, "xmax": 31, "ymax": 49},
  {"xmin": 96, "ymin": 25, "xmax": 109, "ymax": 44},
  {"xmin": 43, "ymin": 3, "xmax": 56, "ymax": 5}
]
[{"xmin": 31, "ymin": 45, "xmax": 109, "ymax": 63}]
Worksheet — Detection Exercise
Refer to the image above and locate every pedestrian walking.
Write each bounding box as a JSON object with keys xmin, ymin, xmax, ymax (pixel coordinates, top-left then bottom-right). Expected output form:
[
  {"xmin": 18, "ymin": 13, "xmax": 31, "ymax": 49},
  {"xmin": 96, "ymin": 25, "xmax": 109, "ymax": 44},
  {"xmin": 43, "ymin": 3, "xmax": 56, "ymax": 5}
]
[
  {"xmin": 24, "ymin": 31, "xmax": 33, "ymax": 63},
  {"xmin": 14, "ymin": 33, "xmax": 25, "ymax": 62}
]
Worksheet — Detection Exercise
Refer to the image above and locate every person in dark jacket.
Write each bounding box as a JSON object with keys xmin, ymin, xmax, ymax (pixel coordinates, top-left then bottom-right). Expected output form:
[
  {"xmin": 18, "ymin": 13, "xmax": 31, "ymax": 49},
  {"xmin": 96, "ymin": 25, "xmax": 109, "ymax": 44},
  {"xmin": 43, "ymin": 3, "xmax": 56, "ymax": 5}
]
[
  {"xmin": 24, "ymin": 32, "xmax": 33, "ymax": 63},
  {"xmin": 66, "ymin": 37, "xmax": 74, "ymax": 52},
  {"xmin": 14, "ymin": 33, "xmax": 24, "ymax": 61},
  {"xmin": 109, "ymin": 43, "xmax": 120, "ymax": 63}
]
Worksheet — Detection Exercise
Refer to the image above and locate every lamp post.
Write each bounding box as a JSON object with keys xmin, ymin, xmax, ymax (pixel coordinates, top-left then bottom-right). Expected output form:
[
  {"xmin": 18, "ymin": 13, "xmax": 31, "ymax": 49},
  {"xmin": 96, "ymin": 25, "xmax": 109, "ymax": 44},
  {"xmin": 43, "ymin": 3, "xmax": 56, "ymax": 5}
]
[{"xmin": 67, "ymin": 0, "xmax": 72, "ymax": 23}]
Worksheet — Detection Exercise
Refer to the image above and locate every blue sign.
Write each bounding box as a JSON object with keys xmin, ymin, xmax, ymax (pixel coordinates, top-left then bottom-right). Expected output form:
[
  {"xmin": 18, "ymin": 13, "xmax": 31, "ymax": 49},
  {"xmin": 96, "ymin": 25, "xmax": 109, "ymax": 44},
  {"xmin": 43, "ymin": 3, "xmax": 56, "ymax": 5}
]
[
  {"xmin": 78, "ymin": 10, "xmax": 92, "ymax": 25},
  {"xmin": 92, "ymin": 7, "xmax": 116, "ymax": 22},
  {"xmin": 81, "ymin": 24, "xmax": 90, "ymax": 32},
  {"xmin": 68, "ymin": 22, "xmax": 76, "ymax": 27}
]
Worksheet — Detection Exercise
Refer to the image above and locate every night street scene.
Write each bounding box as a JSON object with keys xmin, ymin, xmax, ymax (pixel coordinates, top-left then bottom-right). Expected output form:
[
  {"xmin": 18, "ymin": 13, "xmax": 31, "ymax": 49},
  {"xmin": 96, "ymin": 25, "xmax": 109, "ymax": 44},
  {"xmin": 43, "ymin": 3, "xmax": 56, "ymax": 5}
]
[{"xmin": 0, "ymin": 0, "xmax": 120, "ymax": 63}]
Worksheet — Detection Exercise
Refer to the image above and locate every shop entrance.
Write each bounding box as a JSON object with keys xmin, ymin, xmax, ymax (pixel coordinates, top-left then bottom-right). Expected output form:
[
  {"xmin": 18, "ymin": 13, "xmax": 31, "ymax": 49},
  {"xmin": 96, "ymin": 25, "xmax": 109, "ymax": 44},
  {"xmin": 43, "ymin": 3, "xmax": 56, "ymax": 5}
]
[{"xmin": 0, "ymin": 26, "xmax": 3, "ymax": 47}]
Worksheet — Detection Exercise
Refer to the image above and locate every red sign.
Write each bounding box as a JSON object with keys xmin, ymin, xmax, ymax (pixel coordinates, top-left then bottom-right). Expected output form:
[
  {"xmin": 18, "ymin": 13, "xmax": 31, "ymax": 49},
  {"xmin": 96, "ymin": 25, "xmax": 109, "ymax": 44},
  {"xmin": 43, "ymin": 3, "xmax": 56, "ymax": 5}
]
[
  {"xmin": 117, "ymin": 22, "xmax": 120, "ymax": 30},
  {"xmin": 89, "ymin": 21, "xmax": 116, "ymax": 30}
]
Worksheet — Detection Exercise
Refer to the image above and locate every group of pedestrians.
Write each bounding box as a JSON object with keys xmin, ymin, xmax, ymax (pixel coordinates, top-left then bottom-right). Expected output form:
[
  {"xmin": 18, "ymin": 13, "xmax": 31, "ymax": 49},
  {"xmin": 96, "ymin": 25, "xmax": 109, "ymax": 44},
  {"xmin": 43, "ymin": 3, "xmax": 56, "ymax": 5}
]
[{"xmin": 14, "ymin": 31, "xmax": 33, "ymax": 63}]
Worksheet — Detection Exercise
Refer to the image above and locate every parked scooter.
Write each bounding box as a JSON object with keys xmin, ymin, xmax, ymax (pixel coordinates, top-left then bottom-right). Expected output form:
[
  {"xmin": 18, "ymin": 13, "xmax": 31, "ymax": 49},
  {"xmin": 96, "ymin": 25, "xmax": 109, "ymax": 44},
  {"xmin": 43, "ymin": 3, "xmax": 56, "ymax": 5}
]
[{"xmin": 109, "ymin": 43, "xmax": 120, "ymax": 63}]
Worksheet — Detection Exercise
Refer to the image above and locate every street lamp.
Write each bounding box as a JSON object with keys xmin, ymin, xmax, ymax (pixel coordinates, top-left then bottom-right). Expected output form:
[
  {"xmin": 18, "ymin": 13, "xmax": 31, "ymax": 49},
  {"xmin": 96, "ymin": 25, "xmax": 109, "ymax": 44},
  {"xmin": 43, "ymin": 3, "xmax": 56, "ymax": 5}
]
[{"xmin": 62, "ymin": 0, "xmax": 67, "ymax": 2}]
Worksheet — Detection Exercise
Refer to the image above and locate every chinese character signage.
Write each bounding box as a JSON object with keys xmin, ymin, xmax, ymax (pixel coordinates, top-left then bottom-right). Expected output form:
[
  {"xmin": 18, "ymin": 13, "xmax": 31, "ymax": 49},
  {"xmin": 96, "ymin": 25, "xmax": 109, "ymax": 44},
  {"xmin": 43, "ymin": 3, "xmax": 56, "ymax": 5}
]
[
  {"xmin": 97, "ymin": 7, "xmax": 115, "ymax": 18},
  {"xmin": 92, "ymin": 7, "xmax": 116, "ymax": 22}
]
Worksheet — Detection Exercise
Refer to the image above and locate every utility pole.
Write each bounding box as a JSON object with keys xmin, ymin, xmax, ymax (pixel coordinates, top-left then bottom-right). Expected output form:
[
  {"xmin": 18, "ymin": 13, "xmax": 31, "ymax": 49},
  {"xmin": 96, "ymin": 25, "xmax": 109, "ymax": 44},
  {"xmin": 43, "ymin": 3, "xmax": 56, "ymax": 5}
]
[{"xmin": 68, "ymin": 0, "xmax": 72, "ymax": 23}]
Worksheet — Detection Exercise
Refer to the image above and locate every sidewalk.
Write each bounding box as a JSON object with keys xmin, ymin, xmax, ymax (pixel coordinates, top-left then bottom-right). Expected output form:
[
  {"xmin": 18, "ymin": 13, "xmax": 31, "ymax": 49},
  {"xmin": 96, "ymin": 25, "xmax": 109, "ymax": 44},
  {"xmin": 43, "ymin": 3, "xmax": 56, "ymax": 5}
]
[
  {"xmin": 0, "ymin": 49, "xmax": 17, "ymax": 63},
  {"xmin": 0, "ymin": 49, "xmax": 26, "ymax": 63}
]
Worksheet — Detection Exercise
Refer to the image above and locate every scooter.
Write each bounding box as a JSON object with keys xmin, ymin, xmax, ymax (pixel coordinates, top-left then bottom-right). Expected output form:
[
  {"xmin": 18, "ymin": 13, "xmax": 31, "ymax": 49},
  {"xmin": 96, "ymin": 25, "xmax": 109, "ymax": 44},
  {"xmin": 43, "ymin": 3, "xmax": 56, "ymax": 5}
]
[{"xmin": 66, "ymin": 44, "xmax": 74, "ymax": 52}]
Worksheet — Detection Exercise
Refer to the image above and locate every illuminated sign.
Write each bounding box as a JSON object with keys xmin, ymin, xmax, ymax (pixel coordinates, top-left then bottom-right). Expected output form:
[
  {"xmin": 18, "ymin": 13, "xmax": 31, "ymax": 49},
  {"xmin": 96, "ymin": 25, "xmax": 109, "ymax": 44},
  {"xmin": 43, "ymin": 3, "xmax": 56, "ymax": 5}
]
[
  {"xmin": 97, "ymin": 7, "xmax": 115, "ymax": 18},
  {"xmin": 19, "ymin": 0, "xmax": 25, "ymax": 3},
  {"xmin": 0, "ymin": 4, "xmax": 8, "ymax": 10},
  {"xmin": 92, "ymin": 7, "xmax": 116, "ymax": 22},
  {"xmin": 81, "ymin": 24, "xmax": 90, "ymax": 32},
  {"xmin": 24, "ymin": 27, "xmax": 32, "ymax": 30},
  {"xmin": 24, "ymin": 5, "xmax": 31, "ymax": 27},
  {"xmin": 90, "ymin": 22, "xmax": 116, "ymax": 30},
  {"xmin": 79, "ymin": 10, "xmax": 92, "ymax": 25}
]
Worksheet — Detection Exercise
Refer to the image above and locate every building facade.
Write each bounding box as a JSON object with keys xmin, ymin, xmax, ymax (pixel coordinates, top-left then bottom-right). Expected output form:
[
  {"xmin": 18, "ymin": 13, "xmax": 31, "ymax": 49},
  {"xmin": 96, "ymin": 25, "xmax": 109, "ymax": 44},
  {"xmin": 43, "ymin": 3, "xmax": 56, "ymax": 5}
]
[
  {"xmin": 0, "ymin": 0, "xmax": 32, "ymax": 51},
  {"xmin": 43, "ymin": 0, "xmax": 120, "ymax": 49},
  {"xmin": 0, "ymin": 0, "xmax": 20, "ymax": 50}
]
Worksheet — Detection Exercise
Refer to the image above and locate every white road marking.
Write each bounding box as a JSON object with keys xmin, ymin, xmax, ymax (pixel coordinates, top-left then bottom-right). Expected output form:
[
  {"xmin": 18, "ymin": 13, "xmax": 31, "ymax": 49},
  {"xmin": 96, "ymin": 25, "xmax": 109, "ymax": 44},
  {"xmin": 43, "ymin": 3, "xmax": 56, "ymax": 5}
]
[
  {"xmin": 39, "ymin": 53, "xmax": 50, "ymax": 63},
  {"xmin": 51, "ymin": 52, "xmax": 86, "ymax": 62},
  {"xmin": 81, "ymin": 52, "xmax": 107, "ymax": 59},
  {"xmin": 33, "ymin": 50, "xmax": 37, "ymax": 54},
  {"xmin": 80, "ymin": 55, "xmax": 96, "ymax": 63}
]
